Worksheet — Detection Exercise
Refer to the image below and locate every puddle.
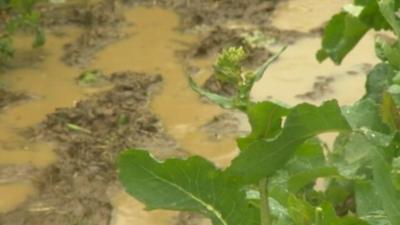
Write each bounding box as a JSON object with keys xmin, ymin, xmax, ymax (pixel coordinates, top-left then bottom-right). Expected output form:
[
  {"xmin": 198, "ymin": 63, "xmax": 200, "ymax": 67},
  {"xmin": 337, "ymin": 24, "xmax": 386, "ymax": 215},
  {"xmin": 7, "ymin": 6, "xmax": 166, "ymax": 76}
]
[
  {"xmin": 0, "ymin": 6, "xmax": 235, "ymax": 225},
  {"xmin": 0, "ymin": 1, "xmax": 381, "ymax": 224},
  {"xmin": 93, "ymin": 7, "xmax": 237, "ymax": 167},
  {"xmin": 252, "ymin": 34, "xmax": 378, "ymax": 105},
  {"xmin": 92, "ymin": 7, "xmax": 234, "ymax": 225},
  {"xmin": 0, "ymin": 29, "xmax": 83, "ymax": 128},
  {"xmin": 271, "ymin": 0, "xmax": 351, "ymax": 32},
  {"xmin": 0, "ymin": 142, "xmax": 56, "ymax": 168},
  {"xmin": 0, "ymin": 182, "xmax": 35, "ymax": 213},
  {"xmin": 0, "ymin": 27, "xmax": 99, "ymax": 213},
  {"xmin": 110, "ymin": 191, "xmax": 178, "ymax": 225}
]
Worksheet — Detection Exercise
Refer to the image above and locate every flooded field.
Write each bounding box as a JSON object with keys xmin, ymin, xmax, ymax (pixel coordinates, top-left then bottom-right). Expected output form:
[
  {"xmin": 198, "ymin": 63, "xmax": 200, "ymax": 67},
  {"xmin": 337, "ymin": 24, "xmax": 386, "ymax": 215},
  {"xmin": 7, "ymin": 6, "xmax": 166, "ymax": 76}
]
[{"xmin": 0, "ymin": 0, "xmax": 381, "ymax": 225}]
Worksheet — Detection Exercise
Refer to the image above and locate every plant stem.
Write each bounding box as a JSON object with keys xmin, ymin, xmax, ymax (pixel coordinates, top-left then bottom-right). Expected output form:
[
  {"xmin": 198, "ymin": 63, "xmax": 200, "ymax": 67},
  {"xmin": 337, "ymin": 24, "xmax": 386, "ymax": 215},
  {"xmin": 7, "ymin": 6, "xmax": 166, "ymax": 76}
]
[{"xmin": 259, "ymin": 177, "xmax": 271, "ymax": 225}]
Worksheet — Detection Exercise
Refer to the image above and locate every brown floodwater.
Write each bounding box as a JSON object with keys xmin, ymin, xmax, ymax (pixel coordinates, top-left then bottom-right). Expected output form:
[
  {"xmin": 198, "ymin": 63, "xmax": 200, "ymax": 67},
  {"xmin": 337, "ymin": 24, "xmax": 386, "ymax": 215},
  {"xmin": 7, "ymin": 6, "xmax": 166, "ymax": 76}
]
[
  {"xmin": 0, "ymin": 27, "xmax": 86, "ymax": 213},
  {"xmin": 0, "ymin": 182, "xmax": 35, "ymax": 213},
  {"xmin": 271, "ymin": 0, "xmax": 351, "ymax": 32},
  {"xmin": 93, "ymin": 7, "xmax": 237, "ymax": 167},
  {"xmin": 0, "ymin": 5, "xmax": 233, "ymax": 224},
  {"xmin": 252, "ymin": 35, "xmax": 378, "ymax": 105},
  {"xmin": 93, "ymin": 7, "xmax": 230, "ymax": 225},
  {"xmin": 0, "ymin": 0, "xmax": 382, "ymax": 224}
]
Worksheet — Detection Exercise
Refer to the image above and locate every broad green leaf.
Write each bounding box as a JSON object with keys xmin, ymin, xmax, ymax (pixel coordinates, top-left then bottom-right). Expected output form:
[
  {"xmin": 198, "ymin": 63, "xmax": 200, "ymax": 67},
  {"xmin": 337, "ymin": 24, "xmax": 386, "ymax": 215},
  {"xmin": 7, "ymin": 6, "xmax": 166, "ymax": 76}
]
[
  {"xmin": 226, "ymin": 100, "xmax": 350, "ymax": 184},
  {"xmin": 393, "ymin": 157, "xmax": 400, "ymax": 191},
  {"xmin": 246, "ymin": 101, "xmax": 289, "ymax": 138},
  {"xmin": 378, "ymin": 0, "xmax": 400, "ymax": 36},
  {"xmin": 330, "ymin": 129, "xmax": 394, "ymax": 179},
  {"xmin": 319, "ymin": 202, "xmax": 369, "ymax": 225},
  {"xmin": 375, "ymin": 38, "xmax": 400, "ymax": 68},
  {"xmin": 318, "ymin": 0, "xmax": 393, "ymax": 64},
  {"xmin": 188, "ymin": 76, "xmax": 235, "ymax": 109},
  {"xmin": 287, "ymin": 195, "xmax": 314, "ymax": 225},
  {"xmin": 364, "ymin": 63, "xmax": 396, "ymax": 102},
  {"xmin": 269, "ymin": 197, "xmax": 291, "ymax": 222},
  {"xmin": 323, "ymin": 179, "xmax": 355, "ymax": 212},
  {"xmin": 281, "ymin": 139, "xmax": 339, "ymax": 192},
  {"xmin": 286, "ymin": 139, "xmax": 327, "ymax": 171},
  {"xmin": 381, "ymin": 92, "xmax": 400, "ymax": 130},
  {"xmin": 237, "ymin": 101, "xmax": 289, "ymax": 150},
  {"xmin": 355, "ymin": 181, "xmax": 392, "ymax": 225},
  {"xmin": 288, "ymin": 167, "xmax": 338, "ymax": 193},
  {"xmin": 118, "ymin": 150, "xmax": 259, "ymax": 225},
  {"xmin": 268, "ymin": 140, "xmax": 329, "ymax": 207},
  {"xmin": 317, "ymin": 12, "xmax": 369, "ymax": 64},
  {"xmin": 373, "ymin": 152, "xmax": 400, "ymax": 224},
  {"xmin": 342, "ymin": 98, "xmax": 389, "ymax": 133},
  {"xmin": 332, "ymin": 133, "xmax": 376, "ymax": 177}
]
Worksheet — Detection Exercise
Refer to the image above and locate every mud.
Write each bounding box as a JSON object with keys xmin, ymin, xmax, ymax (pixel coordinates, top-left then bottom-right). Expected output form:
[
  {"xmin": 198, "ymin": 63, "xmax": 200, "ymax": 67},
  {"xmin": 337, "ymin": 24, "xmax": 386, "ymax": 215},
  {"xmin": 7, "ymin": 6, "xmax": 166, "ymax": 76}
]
[
  {"xmin": 0, "ymin": 72, "xmax": 180, "ymax": 225},
  {"xmin": 60, "ymin": 1, "xmax": 126, "ymax": 67},
  {"xmin": 129, "ymin": 0, "xmax": 277, "ymax": 29},
  {"xmin": 36, "ymin": 1, "xmax": 127, "ymax": 67},
  {"xmin": 296, "ymin": 76, "xmax": 335, "ymax": 101},
  {"xmin": 188, "ymin": 26, "xmax": 275, "ymax": 66},
  {"xmin": 40, "ymin": 1, "xmax": 122, "ymax": 27},
  {"xmin": 201, "ymin": 113, "xmax": 240, "ymax": 141},
  {"xmin": 0, "ymin": 88, "xmax": 27, "ymax": 111},
  {"xmin": 0, "ymin": 0, "xmax": 381, "ymax": 225}
]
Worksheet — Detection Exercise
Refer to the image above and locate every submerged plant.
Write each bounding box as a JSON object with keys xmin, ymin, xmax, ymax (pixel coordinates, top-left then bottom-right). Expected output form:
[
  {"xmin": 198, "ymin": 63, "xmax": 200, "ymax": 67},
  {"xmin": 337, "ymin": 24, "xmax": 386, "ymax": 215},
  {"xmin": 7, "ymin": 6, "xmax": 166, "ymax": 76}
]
[{"xmin": 117, "ymin": 0, "xmax": 400, "ymax": 224}]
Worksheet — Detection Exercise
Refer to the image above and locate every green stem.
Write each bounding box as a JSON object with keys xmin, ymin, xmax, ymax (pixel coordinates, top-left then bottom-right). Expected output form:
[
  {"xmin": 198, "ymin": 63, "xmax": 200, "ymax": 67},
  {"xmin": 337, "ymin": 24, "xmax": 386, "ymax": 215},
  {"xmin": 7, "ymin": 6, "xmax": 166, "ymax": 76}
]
[{"xmin": 259, "ymin": 177, "xmax": 272, "ymax": 225}]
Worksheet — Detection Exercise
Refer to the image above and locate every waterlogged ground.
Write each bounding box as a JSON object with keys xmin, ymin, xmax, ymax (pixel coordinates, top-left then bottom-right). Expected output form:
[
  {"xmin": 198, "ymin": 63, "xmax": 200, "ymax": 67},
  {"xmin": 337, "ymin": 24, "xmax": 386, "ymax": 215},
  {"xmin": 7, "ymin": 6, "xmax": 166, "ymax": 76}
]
[{"xmin": 0, "ymin": 0, "xmax": 379, "ymax": 224}]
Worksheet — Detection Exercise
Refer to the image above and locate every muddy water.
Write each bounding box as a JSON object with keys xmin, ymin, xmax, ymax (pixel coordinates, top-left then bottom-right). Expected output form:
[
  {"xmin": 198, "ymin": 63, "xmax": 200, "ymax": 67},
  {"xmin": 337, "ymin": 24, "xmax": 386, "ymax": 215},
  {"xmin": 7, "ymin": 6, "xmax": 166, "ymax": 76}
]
[
  {"xmin": 253, "ymin": 0, "xmax": 378, "ymax": 148},
  {"xmin": 93, "ymin": 7, "xmax": 236, "ymax": 167},
  {"xmin": 0, "ymin": 1, "xmax": 381, "ymax": 224},
  {"xmin": 0, "ymin": 28, "xmax": 88, "ymax": 213},
  {"xmin": 271, "ymin": 0, "xmax": 351, "ymax": 32},
  {"xmin": 0, "ymin": 6, "xmax": 230, "ymax": 223},
  {"xmin": 110, "ymin": 191, "xmax": 177, "ymax": 225},
  {"xmin": 252, "ymin": 34, "xmax": 378, "ymax": 105},
  {"xmin": 254, "ymin": 0, "xmax": 378, "ymax": 105},
  {"xmin": 0, "ymin": 182, "xmax": 35, "ymax": 213},
  {"xmin": 93, "ymin": 7, "xmax": 228, "ymax": 225}
]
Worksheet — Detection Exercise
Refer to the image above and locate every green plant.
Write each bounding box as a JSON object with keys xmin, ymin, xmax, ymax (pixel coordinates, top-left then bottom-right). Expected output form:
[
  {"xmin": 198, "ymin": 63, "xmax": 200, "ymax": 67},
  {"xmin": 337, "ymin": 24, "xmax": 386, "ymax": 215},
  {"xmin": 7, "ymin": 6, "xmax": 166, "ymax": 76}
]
[
  {"xmin": 0, "ymin": 0, "xmax": 45, "ymax": 61},
  {"xmin": 117, "ymin": 0, "xmax": 400, "ymax": 224}
]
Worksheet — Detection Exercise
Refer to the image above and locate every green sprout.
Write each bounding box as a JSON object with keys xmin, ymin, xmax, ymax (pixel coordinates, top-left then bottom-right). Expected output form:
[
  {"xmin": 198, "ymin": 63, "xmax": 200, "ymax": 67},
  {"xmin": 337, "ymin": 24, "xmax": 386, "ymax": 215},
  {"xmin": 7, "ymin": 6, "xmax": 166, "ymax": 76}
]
[
  {"xmin": 214, "ymin": 46, "xmax": 246, "ymax": 86},
  {"xmin": 190, "ymin": 46, "xmax": 286, "ymax": 111}
]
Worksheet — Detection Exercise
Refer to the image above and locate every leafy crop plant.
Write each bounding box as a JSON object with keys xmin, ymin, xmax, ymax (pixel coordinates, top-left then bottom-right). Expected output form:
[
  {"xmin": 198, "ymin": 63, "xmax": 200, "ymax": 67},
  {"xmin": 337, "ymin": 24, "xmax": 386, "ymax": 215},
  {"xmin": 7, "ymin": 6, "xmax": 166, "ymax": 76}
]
[{"xmin": 118, "ymin": 0, "xmax": 400, "ymax": 224}]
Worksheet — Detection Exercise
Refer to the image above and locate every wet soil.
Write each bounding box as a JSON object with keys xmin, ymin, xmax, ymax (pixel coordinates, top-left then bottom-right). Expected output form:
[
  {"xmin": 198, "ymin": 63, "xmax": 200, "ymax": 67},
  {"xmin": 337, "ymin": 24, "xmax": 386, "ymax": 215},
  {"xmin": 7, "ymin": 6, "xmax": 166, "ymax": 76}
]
[
  {"xmin": 60, "ymin": 2, "xmax": 127, "ymax": 67},
  {"xmin": 129, "ymin": 0, "xmax": 278, "ymax": 28},
  {"xmin": 0, "ymin": 88, "xmax": 27, "ymax": 111},
  {"xmin": 0, "ymin": 72, "xmax": 180, "ymax": 225},
  {"xmin": 296, "ymin": 76, "xmax": 335, "ymax": 101},
  {"xmin": 0, "ymin": 0, "xmax": 378, "ymax": 224},
  {"xmin": 36, "ymin": 1, "xmax": 126, "ymax": 67}
]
